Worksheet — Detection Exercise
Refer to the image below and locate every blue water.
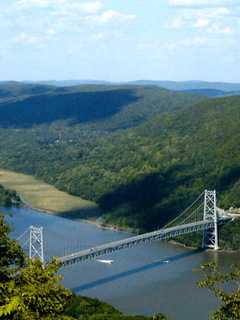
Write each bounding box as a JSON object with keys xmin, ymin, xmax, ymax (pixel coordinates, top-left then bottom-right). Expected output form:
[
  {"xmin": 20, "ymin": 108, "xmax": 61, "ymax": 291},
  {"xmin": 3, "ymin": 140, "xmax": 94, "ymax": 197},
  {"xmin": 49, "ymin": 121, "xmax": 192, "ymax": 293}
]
[{"xmin": 2, "ymin": 206, "xmax": 240, "ymax": 320}]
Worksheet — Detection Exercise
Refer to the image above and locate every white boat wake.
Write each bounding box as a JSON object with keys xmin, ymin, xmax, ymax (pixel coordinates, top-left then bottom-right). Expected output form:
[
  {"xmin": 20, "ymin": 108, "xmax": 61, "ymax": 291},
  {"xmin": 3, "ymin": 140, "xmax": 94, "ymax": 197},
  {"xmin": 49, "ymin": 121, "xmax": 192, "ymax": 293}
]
[{"xmin": 97, "ymin": 259, "xmax": 114, "ymax": 265}]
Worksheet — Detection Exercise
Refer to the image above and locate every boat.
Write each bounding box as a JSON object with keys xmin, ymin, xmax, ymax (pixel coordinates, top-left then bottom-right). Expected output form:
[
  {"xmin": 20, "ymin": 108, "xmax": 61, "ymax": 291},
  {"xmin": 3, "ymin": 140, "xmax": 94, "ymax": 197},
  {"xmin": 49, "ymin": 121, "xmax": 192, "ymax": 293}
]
[{"xmin": 97, "ymin": 259, "xmax": 114, "ymax": 265}]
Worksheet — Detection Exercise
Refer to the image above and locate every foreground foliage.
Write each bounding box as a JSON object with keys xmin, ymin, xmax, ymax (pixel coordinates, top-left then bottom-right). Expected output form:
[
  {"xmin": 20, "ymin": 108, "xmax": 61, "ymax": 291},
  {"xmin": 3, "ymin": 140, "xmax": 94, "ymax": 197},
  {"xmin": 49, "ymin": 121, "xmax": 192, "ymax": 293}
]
[
  {"xmin": 199, "ymin": 263, "xmax": 240, "ymax": 320},
  {"xmin": 66, "ymin": 295, "xmax": 166, "ymax": 320},
  {"xmin": 0, "ymin": 214, "xmax": 167, "ymax": 320},
  {"xmin": 0, "ymin": 214, "xmax": 72, "ymax": 320}
]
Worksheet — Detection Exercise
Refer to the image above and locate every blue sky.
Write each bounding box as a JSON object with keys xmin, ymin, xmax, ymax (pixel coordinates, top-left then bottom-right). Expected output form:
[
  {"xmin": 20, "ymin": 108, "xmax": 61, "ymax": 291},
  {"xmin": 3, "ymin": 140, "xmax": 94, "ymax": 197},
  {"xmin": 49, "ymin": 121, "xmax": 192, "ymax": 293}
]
[{"xmin": 0, "ymin": 0, "xmax": 240, "ymax": 82}]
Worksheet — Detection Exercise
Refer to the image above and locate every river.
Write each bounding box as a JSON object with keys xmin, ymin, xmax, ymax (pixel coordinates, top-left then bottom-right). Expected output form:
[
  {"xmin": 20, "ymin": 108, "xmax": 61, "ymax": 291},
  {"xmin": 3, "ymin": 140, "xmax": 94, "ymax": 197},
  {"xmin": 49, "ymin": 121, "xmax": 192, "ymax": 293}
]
[{"xmin": 2, "ymin": 206, "xmax": 240, "ymax": 320}]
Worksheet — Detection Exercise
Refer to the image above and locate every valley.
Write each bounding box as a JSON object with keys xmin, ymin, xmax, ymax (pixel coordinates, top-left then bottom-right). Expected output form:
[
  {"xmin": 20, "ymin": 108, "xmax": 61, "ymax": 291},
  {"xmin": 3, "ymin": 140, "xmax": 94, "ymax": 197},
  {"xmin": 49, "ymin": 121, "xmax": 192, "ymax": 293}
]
[
  {"xmin": 2, "ymin": 1, "xmax": 240, "ymax": 318},
  {"xmin": 0, "ymin": 82, "xmax": 240, "ymax": 250}
]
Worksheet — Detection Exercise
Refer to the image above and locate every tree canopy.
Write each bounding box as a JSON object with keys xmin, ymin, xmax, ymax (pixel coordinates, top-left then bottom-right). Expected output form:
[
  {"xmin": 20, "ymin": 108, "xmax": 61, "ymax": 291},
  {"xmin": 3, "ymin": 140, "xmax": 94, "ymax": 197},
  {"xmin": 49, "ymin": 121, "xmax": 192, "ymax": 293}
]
[
  {"xmin": 198, "ymin": 263, "xmax": 240, "ymax": 320},
  {"xmin": 0, "ymin": 213, "xmax": 167, "ymax": 320},
  {"xmin": 0, "ymin": 214, "xmax": 72, "ymax": 320},
  {"xmin": 0, "ymin": 84, "xmax": 240, "ymax": 250}
]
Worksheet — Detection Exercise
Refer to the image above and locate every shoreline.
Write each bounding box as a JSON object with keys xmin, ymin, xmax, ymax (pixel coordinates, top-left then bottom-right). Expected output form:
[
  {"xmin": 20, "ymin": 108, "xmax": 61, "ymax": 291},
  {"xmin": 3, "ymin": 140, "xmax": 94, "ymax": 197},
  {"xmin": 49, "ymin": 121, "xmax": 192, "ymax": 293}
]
[
  {"xmin": 0, "ymin": 169, "xmax": 98, "ymax": 214},
  {"xmin": 18, "ymin": 195, "xmax": 133, "ymax": 234},
  {"xmin": 9, "ymin": 191, "xmax": 240, "ymax": 254},
  {"xmin": 80, "ymin": 218, "xmax": 137, "ymax": 235}
]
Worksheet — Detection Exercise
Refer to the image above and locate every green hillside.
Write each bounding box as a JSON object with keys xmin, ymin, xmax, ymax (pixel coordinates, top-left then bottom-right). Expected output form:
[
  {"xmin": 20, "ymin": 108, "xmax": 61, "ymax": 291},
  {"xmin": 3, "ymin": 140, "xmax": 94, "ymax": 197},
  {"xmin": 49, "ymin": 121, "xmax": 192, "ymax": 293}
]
[
  {"xmin": 0, "ymin": 83, "xmax": 201, "ymax": 129},
  {"xmin": 0, "ymin": 83, "xmax": 239, "ymax": 249},
  {"xmin": 0, "ymin": 184, "xmax": 21, "ymax": 206},
  {"xmin": 0, "ymin": 81, "xmax": 54, "ymax": 104},
  {"xmin": 28, "ymin": 79, "xmax": 240, "ymax": 93},
  {"xmin": 65, "ymin": 295, "xmax": 166, "ymax": 320}
]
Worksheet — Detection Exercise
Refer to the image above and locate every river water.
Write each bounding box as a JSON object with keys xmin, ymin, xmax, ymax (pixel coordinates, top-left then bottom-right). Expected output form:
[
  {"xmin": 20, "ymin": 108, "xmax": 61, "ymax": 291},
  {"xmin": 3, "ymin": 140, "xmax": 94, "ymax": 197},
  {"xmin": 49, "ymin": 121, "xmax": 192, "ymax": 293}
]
[{"xmin": 2, "ymin": 206, "xmax": 240, "ymax": 320}]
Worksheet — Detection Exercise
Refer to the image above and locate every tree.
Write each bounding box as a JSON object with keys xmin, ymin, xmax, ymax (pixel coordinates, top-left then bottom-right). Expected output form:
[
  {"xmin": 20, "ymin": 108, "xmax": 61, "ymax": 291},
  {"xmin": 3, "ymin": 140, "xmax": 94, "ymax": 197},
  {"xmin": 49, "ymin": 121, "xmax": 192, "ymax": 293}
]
[
  {"xmin": 0, "ymin": 214, "xmax": 24, "ymax": 281},
  {"xmin": 0, "ymin": 214, "xmax": 168, "ymax": 320},
  {"xmin": 198, "ymin": 262, "xmax": 240, "ymax": 320},
  {"xmin": 0, "ymin": 213, "xmax": 73, "ymax": 320}
]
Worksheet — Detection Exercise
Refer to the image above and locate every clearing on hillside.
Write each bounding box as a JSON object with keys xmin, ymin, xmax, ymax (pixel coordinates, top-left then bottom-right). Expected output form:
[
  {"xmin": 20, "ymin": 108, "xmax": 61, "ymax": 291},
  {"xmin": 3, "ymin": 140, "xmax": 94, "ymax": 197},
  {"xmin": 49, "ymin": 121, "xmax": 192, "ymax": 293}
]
[{"xmin": 0, "ymin": 169, "xmax": 99, "ymax": 217}]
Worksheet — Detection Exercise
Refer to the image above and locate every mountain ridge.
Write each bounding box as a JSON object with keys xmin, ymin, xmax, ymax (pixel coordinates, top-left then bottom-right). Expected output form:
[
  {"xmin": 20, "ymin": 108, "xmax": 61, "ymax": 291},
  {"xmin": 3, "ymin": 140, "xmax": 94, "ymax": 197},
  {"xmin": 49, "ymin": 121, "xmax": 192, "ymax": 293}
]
[
  {"xmin": 20, "ymin": 79, "xmax": 240, "ymax": 93},
  {"xmin": 0, "ymin": 82, "xmax": 239, "ymax": 249}
]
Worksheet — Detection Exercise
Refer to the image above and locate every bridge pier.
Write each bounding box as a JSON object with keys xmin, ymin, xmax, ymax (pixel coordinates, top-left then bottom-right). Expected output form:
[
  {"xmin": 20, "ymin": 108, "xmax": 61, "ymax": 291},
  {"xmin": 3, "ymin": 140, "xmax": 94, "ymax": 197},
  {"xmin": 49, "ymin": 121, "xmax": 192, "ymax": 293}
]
[
  {"xmin": 29, "ymin": 226, "xmax": 44, "ymax": 264},
  {"xmin": 202, "ymin": 190, "xmax": 219, "ymax": 250}
]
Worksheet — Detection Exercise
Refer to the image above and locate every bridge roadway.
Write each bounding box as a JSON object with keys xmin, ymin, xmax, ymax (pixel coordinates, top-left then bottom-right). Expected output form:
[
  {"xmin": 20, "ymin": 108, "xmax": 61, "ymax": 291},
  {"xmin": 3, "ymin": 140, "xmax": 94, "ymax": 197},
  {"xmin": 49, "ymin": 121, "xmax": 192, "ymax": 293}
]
[{"xmin": 59, "ymin": 216, "xmax": 231, "ymax": 266}]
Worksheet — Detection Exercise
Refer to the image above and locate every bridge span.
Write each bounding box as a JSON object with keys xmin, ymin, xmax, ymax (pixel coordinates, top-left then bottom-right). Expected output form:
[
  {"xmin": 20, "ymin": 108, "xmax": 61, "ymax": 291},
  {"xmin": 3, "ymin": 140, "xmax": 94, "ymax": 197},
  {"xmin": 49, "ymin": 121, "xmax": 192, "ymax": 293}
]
[
  {"xmin": 59, "ymin": 217, "xmax": 230, "ymax": 266},
  {"xmin": 17, "ymin": 190, "xmax": 234, "ymax": 266}
]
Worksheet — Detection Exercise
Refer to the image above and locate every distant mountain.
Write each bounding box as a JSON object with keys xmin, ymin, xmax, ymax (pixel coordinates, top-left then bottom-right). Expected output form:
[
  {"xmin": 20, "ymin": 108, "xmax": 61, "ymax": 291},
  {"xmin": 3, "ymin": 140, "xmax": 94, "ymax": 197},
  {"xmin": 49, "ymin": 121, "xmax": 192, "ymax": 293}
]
[
  {"xmin": 0, "ymin": 84, "xmax": 202, "ymax": 129},
  {"xmin": 27, "ymin": 80, "xmax": 111, "ymax": 87},
  {"xmin": 0, "ymin": 81, "xmax": 54, "ymax": 103},
  {"xmin": 181, "ymin": 89, "xmax": 240, "ymax": 97},
  {"xmin": 129, "ymin": 80, "xmax": 240, "ymax": 93},
  {"xmin": 182, "ymin": 89, "xmax": 227, "ymax": 97},
  {"xmin": 23, "ymin": 79, "xmax": 240, "ymax": 96}
]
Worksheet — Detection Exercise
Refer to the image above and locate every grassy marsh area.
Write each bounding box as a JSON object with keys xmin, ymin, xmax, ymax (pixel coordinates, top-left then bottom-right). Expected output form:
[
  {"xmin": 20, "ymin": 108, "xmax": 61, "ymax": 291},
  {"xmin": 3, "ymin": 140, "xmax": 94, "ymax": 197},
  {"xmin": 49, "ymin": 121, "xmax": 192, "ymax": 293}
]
[{"xmin": 0, "ymin": 169, "xmax": 99, "ymax": 217}]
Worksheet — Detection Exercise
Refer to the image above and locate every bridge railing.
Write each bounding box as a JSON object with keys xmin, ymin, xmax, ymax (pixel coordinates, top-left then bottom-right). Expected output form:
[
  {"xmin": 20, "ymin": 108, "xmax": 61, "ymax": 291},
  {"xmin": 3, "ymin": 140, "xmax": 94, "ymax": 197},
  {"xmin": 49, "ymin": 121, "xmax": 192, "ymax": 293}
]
[{"xmin": 59, "ymin": 220, "xmax": 217, "ymax": 266}]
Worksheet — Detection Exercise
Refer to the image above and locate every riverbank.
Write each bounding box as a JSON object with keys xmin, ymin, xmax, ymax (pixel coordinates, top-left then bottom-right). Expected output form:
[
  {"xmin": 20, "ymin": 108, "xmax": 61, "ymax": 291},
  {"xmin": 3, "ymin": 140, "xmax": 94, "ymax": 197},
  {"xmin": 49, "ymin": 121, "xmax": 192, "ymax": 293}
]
[
  {"xmin": 80, "ymin": 217, "xmax": 139, "ymax": 235},
  {"xmin": 0, "ymin": 169, "xmax": 137, "ymax": 234},
  {"xmin": 0, "ymin": 169, "xmax": 100, "ymax": 216},
  {"xmin": 1, "ymin": 169, "xmax": 239, "ymax": 253}
]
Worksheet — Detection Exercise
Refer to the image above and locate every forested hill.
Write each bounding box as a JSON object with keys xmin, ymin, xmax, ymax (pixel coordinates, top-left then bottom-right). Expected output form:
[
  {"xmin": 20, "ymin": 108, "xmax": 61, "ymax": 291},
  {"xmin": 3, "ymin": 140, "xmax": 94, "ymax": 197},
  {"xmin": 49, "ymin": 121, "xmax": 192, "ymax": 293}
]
[
  {"xmin": 28, "ymin": 79, "xmax": 240, "ymax": 93},
  {"xmin": 0, "ymin": 82, "xmax": 240, "ymax": 249},
  {"xmin": 0, "ymin": 83, "xmax": 202, "ymax": 129},
  {"xmin": 0, "ymin": 81, "xmax": 54, "ymax": 103}
]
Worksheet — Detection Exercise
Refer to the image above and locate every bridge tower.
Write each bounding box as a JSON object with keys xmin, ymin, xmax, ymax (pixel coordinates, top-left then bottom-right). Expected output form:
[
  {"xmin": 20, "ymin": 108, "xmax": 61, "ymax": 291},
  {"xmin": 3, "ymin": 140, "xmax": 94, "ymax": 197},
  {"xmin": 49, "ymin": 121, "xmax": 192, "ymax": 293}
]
[
  {"xmin": 202, "ymin": 190, "xmax": 219, "ymax": 250},
  {"xmin": 29, "ymin": 226, "xmax": 44, "ymax": 264}
]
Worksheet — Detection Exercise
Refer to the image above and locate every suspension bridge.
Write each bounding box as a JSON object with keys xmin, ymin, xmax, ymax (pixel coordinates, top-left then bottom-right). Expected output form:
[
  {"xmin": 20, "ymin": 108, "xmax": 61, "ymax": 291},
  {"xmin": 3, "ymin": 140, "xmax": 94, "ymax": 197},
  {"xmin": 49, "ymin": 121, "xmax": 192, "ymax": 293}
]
[{"xmin": 16, "ymin": 190, "xmax": 235, "ymax": 267}]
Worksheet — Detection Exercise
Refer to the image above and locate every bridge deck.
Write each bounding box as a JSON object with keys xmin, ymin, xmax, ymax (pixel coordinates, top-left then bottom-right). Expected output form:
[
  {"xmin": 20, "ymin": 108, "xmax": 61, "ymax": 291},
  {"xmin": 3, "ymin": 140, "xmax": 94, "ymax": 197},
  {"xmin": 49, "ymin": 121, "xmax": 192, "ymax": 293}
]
[{"xmin": 58, "ymin": 218, "xmax": 230, "ymax": 266}]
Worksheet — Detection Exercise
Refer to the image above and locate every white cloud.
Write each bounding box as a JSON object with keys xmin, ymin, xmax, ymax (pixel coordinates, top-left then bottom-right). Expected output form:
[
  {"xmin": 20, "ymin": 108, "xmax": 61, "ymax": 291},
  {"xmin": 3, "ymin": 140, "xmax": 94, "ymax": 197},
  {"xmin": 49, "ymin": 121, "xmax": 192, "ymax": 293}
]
[
  {"xmin": 194, "ymin": 18, "xmax": 209, "ymax": 28},
  {"xmin": 98, "ymin": 10, "xmax": 136, "ymax": 23},
  {"xmin": 16, "ymin": 0, "xmax": 55, "ymax": 8},
  {"xmin": 84, "ymin": 10, "xmax": 136, "ymax": 24},
  {"xmin": 207, "ymin": 24, "xmax": 234, "ymax": 34},
  {"xmin": 80, "ymin": 1, "xmax": 103, "ymax": 14},
  {"xmin": 10, "ymin": 1, "xmax": 136, "ymax": 29},
  {"xmin": 168, "ymin": 16, "xmax": 186, "ymax": 29},
  {"xmin": 168, "ymin": 0, "xmax": 237, "ymax": 8},
  {"xmin": 2, "ymin": 0, "xmax": 137, "ymax": 48},
  {"xmin": 46, "ymin": 28, "xmax": 57, "ymax": 36},
  {"xmin": 169, "ymin": 0, "xmax": 199, "ymax": 6},
  {"xmin": 16, "ymin": 0, "xmax": 103, "ymax": 13},
  {"xmin": 167, "ymin": 4, "xmax": 235, "ymax": 35}
]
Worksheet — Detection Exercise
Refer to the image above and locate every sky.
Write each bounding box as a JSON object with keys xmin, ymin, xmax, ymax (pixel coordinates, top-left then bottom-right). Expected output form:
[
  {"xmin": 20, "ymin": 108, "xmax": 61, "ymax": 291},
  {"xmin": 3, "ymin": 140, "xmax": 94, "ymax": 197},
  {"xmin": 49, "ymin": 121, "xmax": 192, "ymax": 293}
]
[{"xmin": 0, "ymin": 0, "xmax": 240, "ymax": 82}]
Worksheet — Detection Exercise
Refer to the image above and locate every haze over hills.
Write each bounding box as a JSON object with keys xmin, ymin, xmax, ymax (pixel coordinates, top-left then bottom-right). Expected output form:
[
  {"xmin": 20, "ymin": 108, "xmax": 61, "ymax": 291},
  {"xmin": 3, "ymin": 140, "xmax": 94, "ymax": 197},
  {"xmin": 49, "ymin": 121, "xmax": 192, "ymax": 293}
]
[
  {"xmin": 181, "ymin": 89, "xmax": 234, "ymax": 97},
  {"xmin": 129, "ymin": 80, "xmax": 240, "ymax": 92},
  {"xmin": 0, "ymin": 81, "xmax": 240, "ymax": 249},
  {"xmin": 35, "ymin": 80, "xmax": 111, "ymax": 87},
  {"xmin": 25, "ymin": 79, "xmax": 240, "ymax": 94}
]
